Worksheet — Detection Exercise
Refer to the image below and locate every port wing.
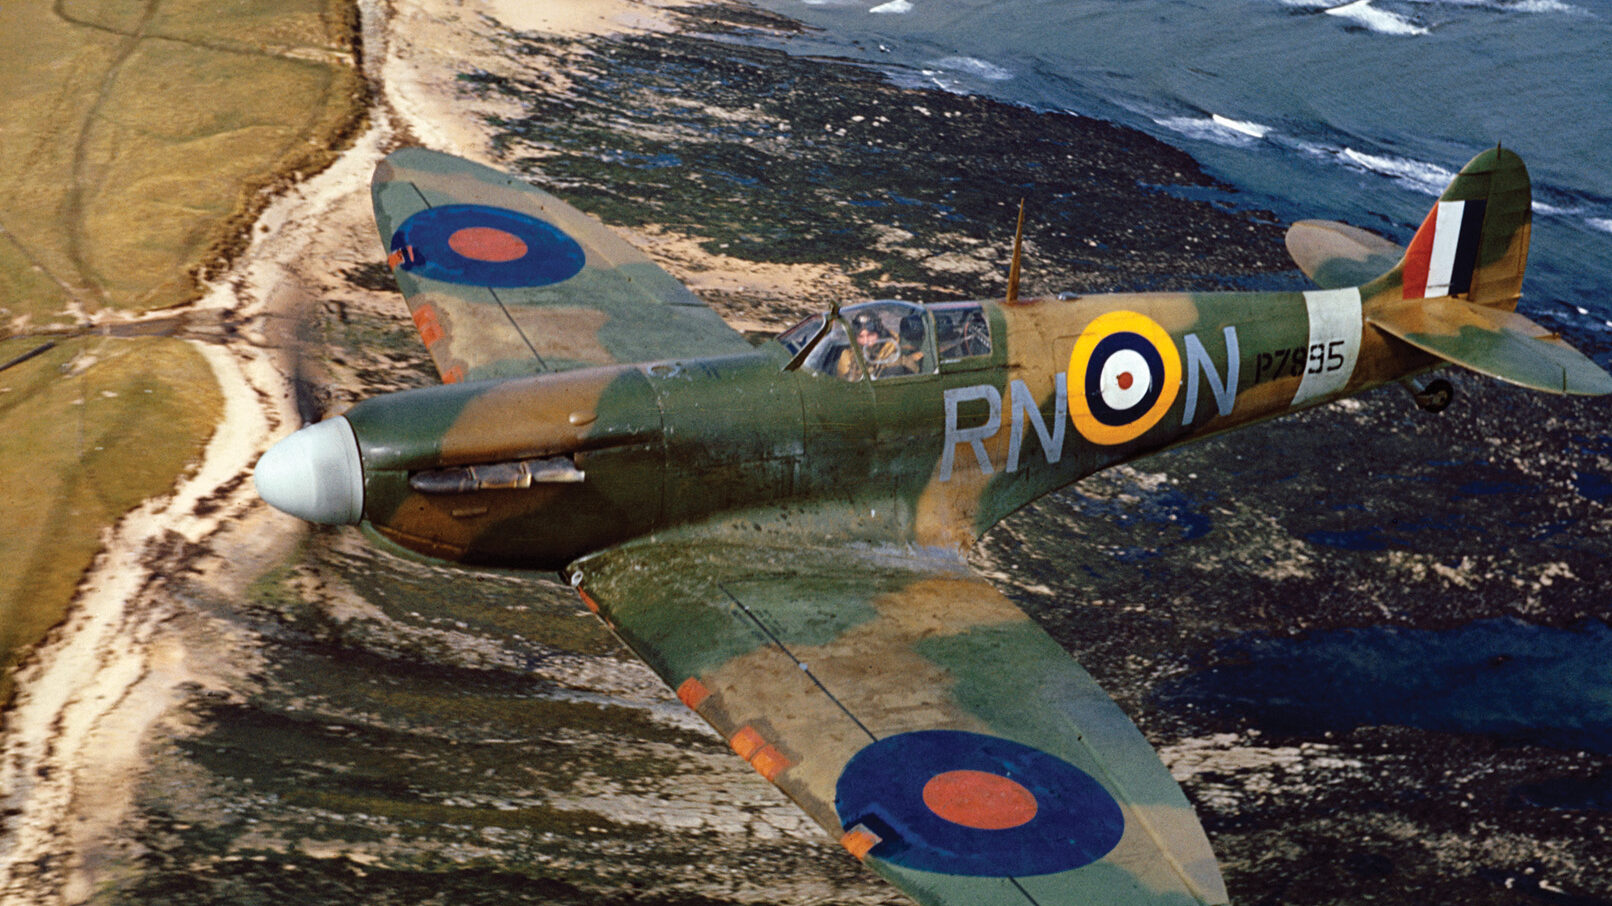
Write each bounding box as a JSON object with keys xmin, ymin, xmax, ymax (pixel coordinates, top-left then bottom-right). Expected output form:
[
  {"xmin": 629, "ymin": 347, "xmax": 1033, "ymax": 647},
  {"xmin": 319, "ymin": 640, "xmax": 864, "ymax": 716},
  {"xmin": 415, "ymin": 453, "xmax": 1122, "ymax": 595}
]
[
  {"xmin": 372, "ymin": 148, "xmax": 754, "ymax": 382},
  {"xmin": 1285, "ymin": 219, "xmax": 1405, "ymax": 290},
  {"xmin": 569, "ymin": 533, "xmax": 1227, "ymax": 906}
]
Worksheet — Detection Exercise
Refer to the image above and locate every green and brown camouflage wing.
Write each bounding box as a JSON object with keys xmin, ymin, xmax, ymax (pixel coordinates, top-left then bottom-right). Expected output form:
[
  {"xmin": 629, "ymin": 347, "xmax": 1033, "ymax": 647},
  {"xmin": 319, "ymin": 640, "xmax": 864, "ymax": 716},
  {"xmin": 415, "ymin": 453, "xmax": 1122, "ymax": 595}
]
[
  {"xmin": 371, "ymin": 148, "xmax": 754, "ymax": 382},
  {"xmin": 569, "ymin": 534, "xmax": 1226, "ymax": 906}
]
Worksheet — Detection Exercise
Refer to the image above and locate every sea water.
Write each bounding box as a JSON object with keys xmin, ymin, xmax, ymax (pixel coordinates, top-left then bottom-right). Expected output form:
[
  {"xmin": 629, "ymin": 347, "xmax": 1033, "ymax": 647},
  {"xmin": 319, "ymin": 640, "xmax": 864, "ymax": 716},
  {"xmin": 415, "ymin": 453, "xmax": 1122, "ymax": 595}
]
[
  {"xmin": 741, "ymin": 0, "xmax": 1612, "ymax": 810},
  {"xmin": 747, "ymin": 0, "xmax": 1612, "ymax": 359}
]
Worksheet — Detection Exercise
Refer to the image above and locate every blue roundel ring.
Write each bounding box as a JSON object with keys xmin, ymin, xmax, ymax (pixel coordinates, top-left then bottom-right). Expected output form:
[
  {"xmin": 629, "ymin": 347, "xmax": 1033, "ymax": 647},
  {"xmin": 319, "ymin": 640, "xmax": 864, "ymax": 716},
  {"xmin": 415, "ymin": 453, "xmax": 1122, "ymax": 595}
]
[
  {"xmin": 388, "ymin": 204, "xmax": 586, "ymax": 288},
  {"xmin": 1084, "ymin": 331, "xmax": 1166, "ymax": 427},
  {"xmin": 834, "ymin": 730, "xmax": 1125, "ymax": 877}
]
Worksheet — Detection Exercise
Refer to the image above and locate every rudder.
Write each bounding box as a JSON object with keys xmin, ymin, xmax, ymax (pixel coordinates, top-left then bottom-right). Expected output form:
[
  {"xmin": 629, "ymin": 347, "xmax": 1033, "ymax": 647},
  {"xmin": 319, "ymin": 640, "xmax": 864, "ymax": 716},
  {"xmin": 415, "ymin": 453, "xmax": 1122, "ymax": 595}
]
[{"xmin": 1386, "ymin": 147, "xmax": 1531, "ymax": 309}]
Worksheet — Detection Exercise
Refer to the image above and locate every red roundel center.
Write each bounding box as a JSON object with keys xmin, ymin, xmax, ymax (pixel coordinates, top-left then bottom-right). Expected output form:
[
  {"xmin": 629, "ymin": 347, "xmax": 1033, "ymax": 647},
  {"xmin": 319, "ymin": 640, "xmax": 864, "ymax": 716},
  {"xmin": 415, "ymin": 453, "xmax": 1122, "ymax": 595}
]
[
  {"xmin": 1116, "ymin": 371, "xmax": 1134, "ymax": 391},
  {"xmin": 922, "ymin": 770, "xmax": 1038, "ymax": 830},
  {"xmin": 448, "ymin": 226, "xmax": 529, "ymax": 263}
]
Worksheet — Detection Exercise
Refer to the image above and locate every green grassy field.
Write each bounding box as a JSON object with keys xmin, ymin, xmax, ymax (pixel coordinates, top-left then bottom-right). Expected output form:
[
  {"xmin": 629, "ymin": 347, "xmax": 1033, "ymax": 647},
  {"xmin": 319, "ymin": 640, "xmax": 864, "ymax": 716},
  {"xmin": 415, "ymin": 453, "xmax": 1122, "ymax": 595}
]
[
  {"xmin": 0, "ymin": 336, "xmax": 221, "ymax": 704},
  {"xmin": 0, "ymin": 0, "xmax": 365, "ymax": 319},
  {"xmin": 0, "ymin": 0, "xmax": 366, "ymax": 710}
]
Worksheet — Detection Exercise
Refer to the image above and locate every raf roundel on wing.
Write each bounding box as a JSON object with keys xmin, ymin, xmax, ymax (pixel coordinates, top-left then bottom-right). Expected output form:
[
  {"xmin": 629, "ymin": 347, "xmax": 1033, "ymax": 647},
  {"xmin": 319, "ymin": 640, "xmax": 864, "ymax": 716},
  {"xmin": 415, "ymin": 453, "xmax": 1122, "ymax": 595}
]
[
  {"xmin": 389, "ymin": 204, "xmax": 587, "ymax": 288},
  {"xmin": 834, "ymin": 729, "xmax": 1125, "ymax": 877}
]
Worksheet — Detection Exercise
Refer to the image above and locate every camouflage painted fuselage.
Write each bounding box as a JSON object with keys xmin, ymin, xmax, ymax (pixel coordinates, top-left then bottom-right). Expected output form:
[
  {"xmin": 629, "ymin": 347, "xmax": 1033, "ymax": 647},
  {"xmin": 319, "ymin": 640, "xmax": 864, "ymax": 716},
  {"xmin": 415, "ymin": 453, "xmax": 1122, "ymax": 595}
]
[{"xmin": 348, "ymin": 284, "xmax": 1441, "ymax": 568}]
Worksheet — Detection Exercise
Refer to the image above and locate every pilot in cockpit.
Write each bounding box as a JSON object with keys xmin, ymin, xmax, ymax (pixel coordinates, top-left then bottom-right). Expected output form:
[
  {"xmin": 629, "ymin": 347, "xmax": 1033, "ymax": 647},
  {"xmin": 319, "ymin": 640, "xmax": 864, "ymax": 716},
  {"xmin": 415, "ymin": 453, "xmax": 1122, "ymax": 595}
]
[{"xmin": 838, "ymin": 312, "xmax": 901, "ymax": 380}]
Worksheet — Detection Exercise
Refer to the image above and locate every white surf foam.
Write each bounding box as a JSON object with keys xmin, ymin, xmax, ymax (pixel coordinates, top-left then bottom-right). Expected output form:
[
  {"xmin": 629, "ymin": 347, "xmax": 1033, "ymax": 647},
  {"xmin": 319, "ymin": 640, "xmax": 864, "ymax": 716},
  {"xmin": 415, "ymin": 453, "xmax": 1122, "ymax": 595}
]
[
  {"xmin": 1154, "ymin": 114, "xmax": 1273, "ymax": 147},
  {"xmin": 1281, "ymin": 0, "xmax": 1429, "ymax": 34},
  {"xmin": 869, "ymin": 0, "xmax": 912, "ymax": 13},
  {"xmin": 1325, "ymin": 0, "xmax": 1429, "ymax": 35},
  {"xmin": 1531, "ymin": 200, "xmax": 1576, "ymax": 217},
  {"xmin": 1211, "ymin": 114, "xmax": 1273, "ymax": 139},
  {"xmin": 1405, "ymin": 0, "xmax": 1578, "ymax": 13},
  {"xmin": 1589, "ymin": 218, "xmax": 1612, "ymax": 235},
  {"xmin": 925, "ymin": 55, "xmax": 1013, "ymax": 81},
  {"xmin": 1339, "ymin": 148, "xmax": 1453, "ymax": 194}
]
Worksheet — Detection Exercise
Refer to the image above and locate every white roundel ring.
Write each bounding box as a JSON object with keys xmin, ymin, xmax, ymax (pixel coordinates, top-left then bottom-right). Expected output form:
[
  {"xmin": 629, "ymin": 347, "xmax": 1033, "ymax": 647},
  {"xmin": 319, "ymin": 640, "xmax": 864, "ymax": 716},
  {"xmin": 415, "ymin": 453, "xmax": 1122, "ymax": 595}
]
[{"xmin": 1097, "ymin": 347, "xmax": 1152, "ymax": 412}]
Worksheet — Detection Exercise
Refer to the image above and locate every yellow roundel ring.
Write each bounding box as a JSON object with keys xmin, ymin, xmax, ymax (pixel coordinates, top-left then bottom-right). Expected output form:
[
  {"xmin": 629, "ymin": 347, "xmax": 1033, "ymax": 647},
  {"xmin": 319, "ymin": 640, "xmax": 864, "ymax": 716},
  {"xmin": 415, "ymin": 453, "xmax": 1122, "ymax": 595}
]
[{"xmin": 1067, "ymin": 310, "xmax": 1182, "ymax": 445}]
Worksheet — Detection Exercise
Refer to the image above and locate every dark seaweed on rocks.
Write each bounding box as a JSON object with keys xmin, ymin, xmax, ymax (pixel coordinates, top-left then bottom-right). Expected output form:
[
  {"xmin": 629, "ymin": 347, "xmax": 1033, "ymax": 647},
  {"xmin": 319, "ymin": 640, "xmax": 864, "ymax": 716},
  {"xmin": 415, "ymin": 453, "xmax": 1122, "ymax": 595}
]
[{"xmin": 469, "ymin": 7, "xmax": 1289, "ymax": 305}]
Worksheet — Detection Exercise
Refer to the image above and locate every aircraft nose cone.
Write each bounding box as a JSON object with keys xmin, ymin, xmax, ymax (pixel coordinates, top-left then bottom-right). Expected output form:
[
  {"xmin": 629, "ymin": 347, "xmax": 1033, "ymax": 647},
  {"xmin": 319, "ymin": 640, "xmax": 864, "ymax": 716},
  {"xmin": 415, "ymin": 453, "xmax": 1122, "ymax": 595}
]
[{"xmin": 253, "ymin": 416, "xmax": 365, "ymax": 525}]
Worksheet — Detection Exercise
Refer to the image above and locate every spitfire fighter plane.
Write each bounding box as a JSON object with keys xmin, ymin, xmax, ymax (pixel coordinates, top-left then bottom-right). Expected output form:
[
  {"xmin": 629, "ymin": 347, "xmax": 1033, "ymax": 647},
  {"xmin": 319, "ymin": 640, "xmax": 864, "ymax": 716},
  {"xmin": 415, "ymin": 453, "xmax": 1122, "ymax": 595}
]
[{"xmin": 255, "ymin": 146, "xmax": 1611, "ymax": 906}]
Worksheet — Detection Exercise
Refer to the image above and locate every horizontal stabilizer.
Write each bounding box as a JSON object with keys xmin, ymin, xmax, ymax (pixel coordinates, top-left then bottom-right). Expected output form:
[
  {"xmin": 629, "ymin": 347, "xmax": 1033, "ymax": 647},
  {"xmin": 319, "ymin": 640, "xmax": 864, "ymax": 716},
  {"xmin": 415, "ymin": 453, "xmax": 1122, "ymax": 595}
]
[
  {"xmin": 1369, "ymin": 297, "xmax": 1612, "ymax": 395},
  {"xmin": 1286, "ymin": 219, "xmax": 1405, "ymax": 290}
]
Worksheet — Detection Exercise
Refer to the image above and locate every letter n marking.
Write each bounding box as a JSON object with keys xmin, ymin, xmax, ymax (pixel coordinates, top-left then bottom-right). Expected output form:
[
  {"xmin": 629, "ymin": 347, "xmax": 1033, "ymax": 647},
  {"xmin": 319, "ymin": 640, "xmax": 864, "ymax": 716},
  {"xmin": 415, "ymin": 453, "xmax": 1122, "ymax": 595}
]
[
  {"xmin": 1183, "ymin": 327, "xmax": 1239, "ymax": 425},
  {"xmin": 1006, "ymin": 375, "xmax": 1067, "ymax": 472}
]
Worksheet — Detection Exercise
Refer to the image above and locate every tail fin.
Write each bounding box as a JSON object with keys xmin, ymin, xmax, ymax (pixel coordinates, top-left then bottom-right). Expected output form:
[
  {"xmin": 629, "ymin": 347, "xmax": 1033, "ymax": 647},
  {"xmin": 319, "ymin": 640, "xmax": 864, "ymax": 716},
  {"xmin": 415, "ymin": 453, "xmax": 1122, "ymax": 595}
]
[
  {"xmin": 1363, "ymin": 148, "xmax": 1611, "ymax": 396},
  {"xmin": 1385, "ymin": 146, "xmax": 1531, "ymax": 309}
]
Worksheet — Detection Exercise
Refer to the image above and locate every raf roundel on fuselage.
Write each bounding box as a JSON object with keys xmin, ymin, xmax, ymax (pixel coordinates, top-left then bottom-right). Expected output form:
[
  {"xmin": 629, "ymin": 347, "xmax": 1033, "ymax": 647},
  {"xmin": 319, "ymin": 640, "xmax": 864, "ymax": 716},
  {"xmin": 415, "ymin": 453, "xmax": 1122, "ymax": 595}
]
[
  {"xmin": 1067, "ymin": 310, "xmax": 1183, "ymax": 445},
  {"xmin": 388, "ymin": 203, "xmax": 587, "ymax": 288}
]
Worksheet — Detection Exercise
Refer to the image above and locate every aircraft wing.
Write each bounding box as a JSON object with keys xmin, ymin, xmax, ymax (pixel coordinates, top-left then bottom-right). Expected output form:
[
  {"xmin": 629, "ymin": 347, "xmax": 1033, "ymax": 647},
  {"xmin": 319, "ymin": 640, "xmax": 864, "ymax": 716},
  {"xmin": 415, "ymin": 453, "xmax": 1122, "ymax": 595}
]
[
  {"xmin": 371, "ymin": 148, "xmax": 755, "ymax": 382},
  {"xmin": 569, "ymin": 533, "xmax": 1227, "ymax": 906},
  {"xmin": 1285, "ymin": 219, "xmax": 1405, "ymax": 290}
]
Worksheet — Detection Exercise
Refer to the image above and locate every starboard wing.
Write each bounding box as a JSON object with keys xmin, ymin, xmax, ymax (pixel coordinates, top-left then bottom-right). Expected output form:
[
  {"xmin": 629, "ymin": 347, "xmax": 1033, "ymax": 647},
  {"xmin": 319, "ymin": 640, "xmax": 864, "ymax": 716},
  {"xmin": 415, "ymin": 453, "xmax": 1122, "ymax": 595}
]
[
  {"xmin": 371, "ymin": 148, "xmax": 754, "ymax": 382},
  {"xmin": 569, "ymin": 534, "xmax": 1227, "ymax": 906}
]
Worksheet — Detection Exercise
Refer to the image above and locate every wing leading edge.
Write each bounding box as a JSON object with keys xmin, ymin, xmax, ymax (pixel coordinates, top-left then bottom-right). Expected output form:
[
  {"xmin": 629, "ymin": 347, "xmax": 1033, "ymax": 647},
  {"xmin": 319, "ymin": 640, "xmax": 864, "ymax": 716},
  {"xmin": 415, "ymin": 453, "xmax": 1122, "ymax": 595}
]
[
  {"xmin": 372, "ymin": 148, "xmax": 754, "ymax": 382},
  {"xmin": 569, "ymin": 531, "xmax": 1227, "ymax": 906}
]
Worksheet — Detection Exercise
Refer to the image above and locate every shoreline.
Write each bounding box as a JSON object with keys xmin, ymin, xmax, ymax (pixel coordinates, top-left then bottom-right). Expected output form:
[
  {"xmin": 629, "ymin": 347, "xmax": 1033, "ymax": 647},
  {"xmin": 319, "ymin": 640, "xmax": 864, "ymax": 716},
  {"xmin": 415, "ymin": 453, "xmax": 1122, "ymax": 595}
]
[
  {"xmin": 0, "ymin": 0, "xmax": 398, "ymax": 891},
  {"xmin": 0, "ymin": 0, "xmax": 704, "ymax": 896}
]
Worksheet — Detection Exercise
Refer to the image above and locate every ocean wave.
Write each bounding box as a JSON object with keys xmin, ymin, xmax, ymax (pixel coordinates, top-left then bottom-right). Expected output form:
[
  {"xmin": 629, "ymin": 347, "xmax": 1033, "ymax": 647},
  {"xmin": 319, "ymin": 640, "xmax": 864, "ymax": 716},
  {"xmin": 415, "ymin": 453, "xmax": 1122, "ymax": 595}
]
[
  {"xmin": 1403, "ymin": 0, "xmax": 1581, "ymax": 14},
  {"xmin": 1338, "ymin": 148, "xmax": 1453, "ymax": 194},
  {"xmin": 869, "ymin": 0, "xmax": 912, "ymax": 13},
  {"xmin": 1154, "ymin": 114, "xmax": 1275, "ymax": 147},
  {"xmin": 1290, "ymin": 0, "xmax": 1584, "ymax": 27},
  {"xmin": 1282, "ymin": 0, "xmax": 1430, "ymax": 34},
  {"xmin": 1589, "ymin": 218, "xmax": 1612, "ymax": 235},
  {"xmin": 1325, "ymin": 0, "xmax": 1430, "ymax": 34},
  {"xmin": 923, "ymin": 56, "xmax": 1013, "ymax": 81},
  {"xmin": 1531, "ymin": 200, "xmax": 1577, "ymax": 217},
  {"xmin": 1211, "ymin": 114, "xmax": 1273, "ymax": 139}
]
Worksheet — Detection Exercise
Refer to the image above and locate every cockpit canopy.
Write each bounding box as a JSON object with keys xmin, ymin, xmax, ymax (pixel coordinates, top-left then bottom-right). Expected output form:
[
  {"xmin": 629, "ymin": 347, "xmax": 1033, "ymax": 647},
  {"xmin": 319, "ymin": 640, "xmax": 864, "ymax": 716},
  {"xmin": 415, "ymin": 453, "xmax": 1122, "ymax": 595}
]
[{"xmin": 777, "ymin": 300, "xmax": 992, "ymax": 381}]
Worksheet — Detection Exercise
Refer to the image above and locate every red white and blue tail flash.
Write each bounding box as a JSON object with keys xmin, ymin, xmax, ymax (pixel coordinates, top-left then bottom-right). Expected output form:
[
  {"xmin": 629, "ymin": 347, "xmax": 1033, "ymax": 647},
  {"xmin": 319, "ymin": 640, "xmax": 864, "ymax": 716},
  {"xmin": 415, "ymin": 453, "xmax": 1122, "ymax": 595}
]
[{"xmin": 1402, "ymin": 199, "xmax": 1487, "ymax": 299}]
